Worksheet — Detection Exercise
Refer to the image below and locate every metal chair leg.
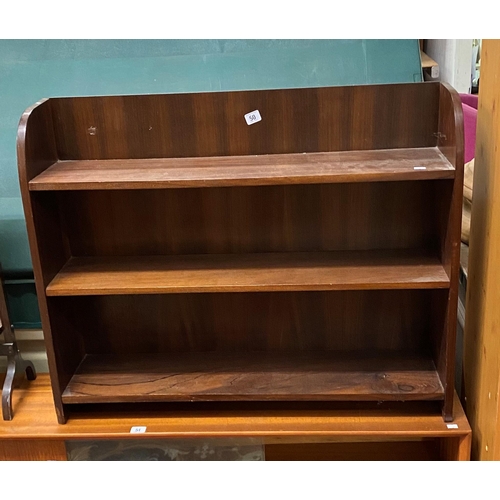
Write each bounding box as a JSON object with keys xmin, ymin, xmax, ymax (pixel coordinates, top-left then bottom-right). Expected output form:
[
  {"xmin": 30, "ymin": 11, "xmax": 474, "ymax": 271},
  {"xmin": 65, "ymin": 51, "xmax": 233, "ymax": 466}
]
[
  {"xmin": 1, "ymin": 342, "xmax": 37, "ymax": 420},
  {"xmin": 1, "ymin": 265, "xmax": 37, "ymax": 420}
]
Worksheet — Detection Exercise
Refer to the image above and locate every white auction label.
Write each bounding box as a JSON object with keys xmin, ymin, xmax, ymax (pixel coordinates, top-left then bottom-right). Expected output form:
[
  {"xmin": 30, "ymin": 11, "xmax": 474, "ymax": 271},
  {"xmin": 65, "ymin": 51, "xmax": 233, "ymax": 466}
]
[
  {"xmin": 244, "ymin": 110, "xmax": 262, "ymax": 125},
  {"xmin": 130, "ymin": 426, "xmax": 147, "ymax": 433},
  {"xmin": 446, "ymin": 424, "xmax": 459, "ymax": 429},
  {"xmin": 413, "ymin": 166, "xmax": 427, "ymax": 170}
]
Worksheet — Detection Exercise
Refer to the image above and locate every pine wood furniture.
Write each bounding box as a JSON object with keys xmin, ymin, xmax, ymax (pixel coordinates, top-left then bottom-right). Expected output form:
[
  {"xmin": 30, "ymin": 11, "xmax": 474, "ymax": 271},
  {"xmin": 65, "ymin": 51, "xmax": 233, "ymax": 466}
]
[
  {"xmin": 463, "ymin": 39, "xmax": 500, "ymax": 459},
  {"xmin": 17, "ymin": 83, "xmax": 464, "ymax": 424}
]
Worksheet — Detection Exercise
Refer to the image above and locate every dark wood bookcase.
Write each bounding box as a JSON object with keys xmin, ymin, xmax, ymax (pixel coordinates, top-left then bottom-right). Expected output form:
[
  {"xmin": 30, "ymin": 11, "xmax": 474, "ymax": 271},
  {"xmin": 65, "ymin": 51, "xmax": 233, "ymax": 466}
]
[{"xmin": 18, "ymin": 83, "xmax": 463, "ymax": 424}]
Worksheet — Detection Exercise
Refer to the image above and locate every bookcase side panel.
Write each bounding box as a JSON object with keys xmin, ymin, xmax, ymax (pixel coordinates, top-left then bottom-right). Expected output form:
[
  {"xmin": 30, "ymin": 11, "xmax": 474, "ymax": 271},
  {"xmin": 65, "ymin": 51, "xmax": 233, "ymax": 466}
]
[{"xmin": 17, "ymin": 100, "xmax": 69, "ymax": 422}]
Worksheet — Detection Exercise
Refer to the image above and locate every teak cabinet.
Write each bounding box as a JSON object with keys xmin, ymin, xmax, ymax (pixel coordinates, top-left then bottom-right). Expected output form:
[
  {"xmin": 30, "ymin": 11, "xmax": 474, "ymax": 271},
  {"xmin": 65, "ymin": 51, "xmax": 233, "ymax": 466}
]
[{"xmin": 18, "ymin": 83, "xmax": 463, "ymax": 424}]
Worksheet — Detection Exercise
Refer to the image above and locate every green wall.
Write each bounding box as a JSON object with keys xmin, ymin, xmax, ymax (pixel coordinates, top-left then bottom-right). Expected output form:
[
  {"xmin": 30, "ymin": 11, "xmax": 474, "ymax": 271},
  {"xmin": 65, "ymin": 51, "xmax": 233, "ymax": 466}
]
[{"xmin": 0, "ymin": 39, "xmax": 422, "ymax": 327}]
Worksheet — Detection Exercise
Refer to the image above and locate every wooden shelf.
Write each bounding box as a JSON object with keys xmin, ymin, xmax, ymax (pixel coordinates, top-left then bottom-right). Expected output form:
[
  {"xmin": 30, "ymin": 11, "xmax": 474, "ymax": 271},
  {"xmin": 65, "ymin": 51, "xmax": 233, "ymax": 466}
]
[
  {"xmin": 421, "ymin": 50, "xmax": 439, "ymax": 79},
  {"xmin": 0, "ymin": 375, "xmax": 471, "ymax": 460},
  {"xmin": 18, "ymin": 83, "xmax": 464, "ymax": 422},
  {"xmin": 29, "ymin": 147, "xmax": 455, "ymax": 191},
  {"xmin": 46, "ymin": 250, "xmax": 450, "ymax": 296},
  {"xmin": 61, "ymin": 352, "xmax": 444, "ymax": 404}
]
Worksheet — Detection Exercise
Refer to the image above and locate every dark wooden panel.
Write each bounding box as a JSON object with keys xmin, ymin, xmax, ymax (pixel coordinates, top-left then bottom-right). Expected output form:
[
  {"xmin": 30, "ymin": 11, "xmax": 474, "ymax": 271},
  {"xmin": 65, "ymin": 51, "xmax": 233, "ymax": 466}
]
[
  {"xmin": 27, "ymin": 194, "xmax": 83, "ymax": 402},
  {"xmin": 265, "ymin": 440, "xmax": 441, "ymax": 461},
  {"xmin": 61, "ymin": 352, "xmax": 444, "ymax": 404},
  {"xmin": 437, "ymin": 83, "xmax": 464, "ymax": 180},
  {"xmin": 53, "ymin": 290, "xmax": 446, "ymax": 355},
  {"xmin": 45, "ymin": 297, "xmax": 86, "ymax": 395},
  {"xmin": 29, "ymin": 147, "xmax": 454, "ymax": 190},
  {"xmin": 16, "ymin": 83, "xmax": 462, "ymax": 421},
  {"xmin": 17, "ymin": 99, "xmax": 57, "ymax": 182},
  {"xmin": 59, "ymin": 182, "xmax": 441, "ymax": 257},
  {"xmin": 17, "ymin": 99, "xmax": 68, "ymax": 423},
  {"xmin": 436, "ymin": 83, "xmax": 464, "ymax": 420},
  {"xmin": 45, "ymin": 250, "xmax": 450, "ymax": 296},
  {"xmin": 50, "ymin": 83, "xmax": 440, "ymax": 161},
  {"xmin": 432, "ymin": 178, "xmax": 455, "ymax": 418},
  {"xmin": 29, "ymin": 193, "xmax": 69, "ymax": 288}
]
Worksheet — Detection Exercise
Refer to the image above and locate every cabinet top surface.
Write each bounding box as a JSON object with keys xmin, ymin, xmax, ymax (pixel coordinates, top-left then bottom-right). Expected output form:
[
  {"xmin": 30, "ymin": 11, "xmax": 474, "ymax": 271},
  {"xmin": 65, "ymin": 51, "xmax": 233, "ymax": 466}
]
[{"xmin": 0, "ymin": 375, "xmax": 470, "ymax": 438}]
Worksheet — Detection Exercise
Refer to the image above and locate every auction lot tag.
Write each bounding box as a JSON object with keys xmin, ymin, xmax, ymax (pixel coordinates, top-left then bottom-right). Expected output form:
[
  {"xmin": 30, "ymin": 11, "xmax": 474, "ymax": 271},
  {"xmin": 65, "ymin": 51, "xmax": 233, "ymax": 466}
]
[{"xmin": 245, "ymin": 110, "xmax": 262, "ymax": 125}]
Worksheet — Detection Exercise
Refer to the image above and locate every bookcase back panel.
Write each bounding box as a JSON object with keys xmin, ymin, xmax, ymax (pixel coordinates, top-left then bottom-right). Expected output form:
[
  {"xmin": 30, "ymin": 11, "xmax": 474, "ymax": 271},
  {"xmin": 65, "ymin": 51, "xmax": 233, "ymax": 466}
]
[
  {"xmin": 50, "ymin": 84, "xmax": 440, "ymax": 161},
  {"xmin": 58, "ymin": 181, "xmax": 446, "ymax": 256},
  {"xmin": 51, "ymin": 290, "xmax": 448, "ymax": 355}
]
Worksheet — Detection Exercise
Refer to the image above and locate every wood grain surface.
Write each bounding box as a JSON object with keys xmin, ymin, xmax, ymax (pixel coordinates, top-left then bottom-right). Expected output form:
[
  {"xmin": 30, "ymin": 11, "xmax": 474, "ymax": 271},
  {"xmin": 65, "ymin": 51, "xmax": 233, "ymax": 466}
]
[
  {"xmin": 48, "ymin": 84, "xmax": 440, "ymax": 161},
  {"xmin": 50, "ymin": 290, "xmax": 447, "ymax": 355},
  {"xmin": 435, "ymin": 83, "xmax": 465, "ymax": 420},
  {"xmin": 0, "ymin": 375, "xmax": 470, "ymax": 452},
  {"xmin": 61, "ymin": 352, "xmax": 444, "ymax": 404},
  {"xmin": 16, "ymin": 82, "xmax": 463, "ymax": 422},
  {"xmin": 17, "ymin": 99, "xmax": 71, "ymax": 423},
  {"xmin": 29, "ymin": 147, "xmax": 454, "ymax": 190},
  {"xmin": 0, "ymin": 376, "xmax": 471, "ymax": 460},
  {"xmin": 56, "ymin": 181, "xmax": 445, "ymax": 257},
  {"xmin": 463, "ymin": 40, "xmax": 500, "ymax": 459},
  {"xmin": 46, "ymin": 250, "xmax": 450, "ymax": 296}
]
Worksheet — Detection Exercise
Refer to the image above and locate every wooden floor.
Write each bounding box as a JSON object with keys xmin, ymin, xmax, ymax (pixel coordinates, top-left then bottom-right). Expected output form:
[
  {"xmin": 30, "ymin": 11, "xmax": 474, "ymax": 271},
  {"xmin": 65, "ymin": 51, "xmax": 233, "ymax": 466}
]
[{"xmin": 0, "ymin": 374, "xmax": 471, "ymax": 460}]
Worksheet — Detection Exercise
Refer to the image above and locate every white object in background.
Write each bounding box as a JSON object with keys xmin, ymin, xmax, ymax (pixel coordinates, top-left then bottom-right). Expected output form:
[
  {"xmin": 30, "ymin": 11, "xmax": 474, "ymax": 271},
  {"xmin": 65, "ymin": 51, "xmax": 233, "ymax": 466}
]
[{"xmin": 426, "ymin": 39, "xmax": 473, "ymax": 93}]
